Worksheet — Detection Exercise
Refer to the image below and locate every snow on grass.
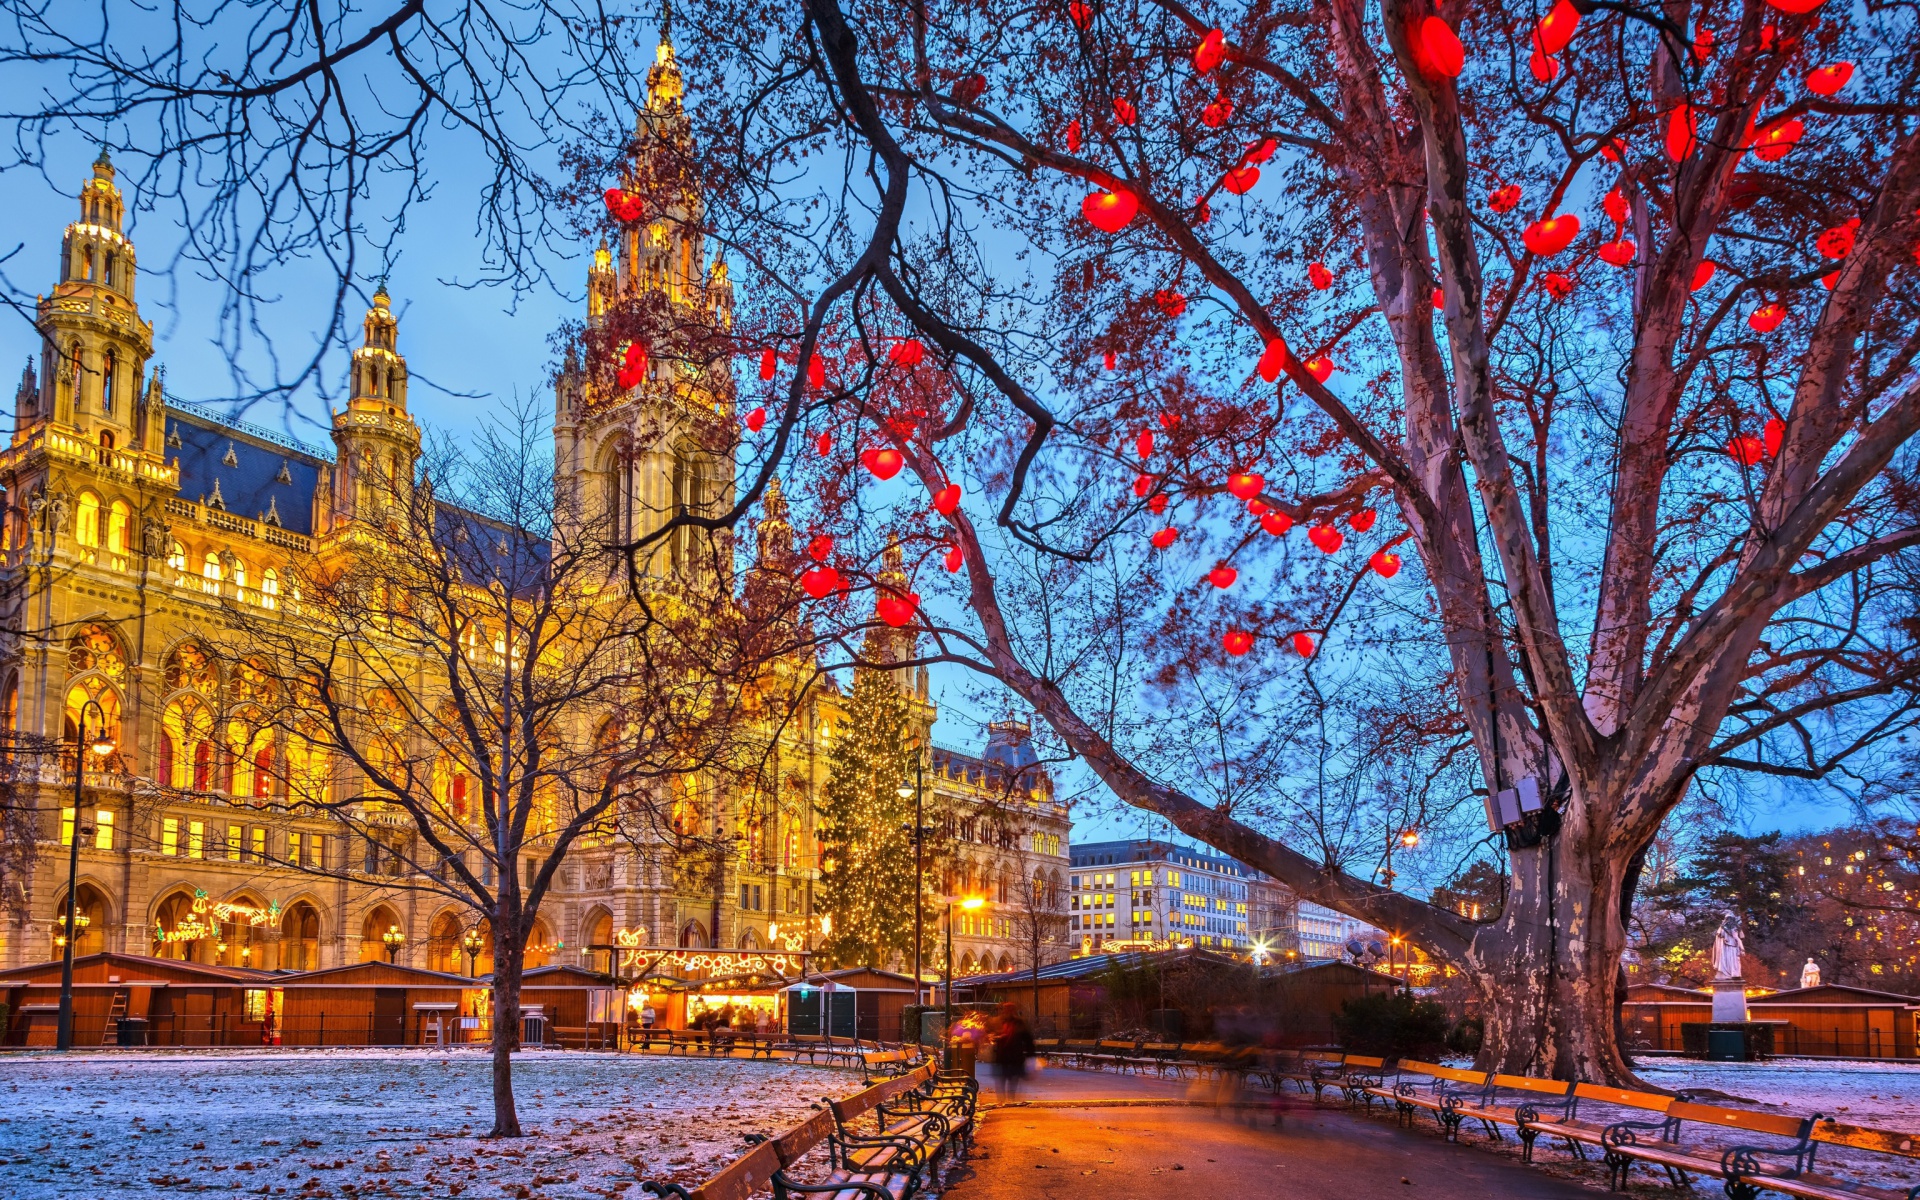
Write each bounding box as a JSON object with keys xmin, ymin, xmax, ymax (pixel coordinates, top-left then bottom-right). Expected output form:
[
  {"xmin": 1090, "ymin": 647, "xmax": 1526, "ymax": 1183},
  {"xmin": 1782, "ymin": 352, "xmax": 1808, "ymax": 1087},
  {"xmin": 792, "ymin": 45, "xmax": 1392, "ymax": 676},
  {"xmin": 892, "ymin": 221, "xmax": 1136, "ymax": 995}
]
[{"xmin": 0, "ymin": 1048, "xmax": 861, "ymax": 1199}]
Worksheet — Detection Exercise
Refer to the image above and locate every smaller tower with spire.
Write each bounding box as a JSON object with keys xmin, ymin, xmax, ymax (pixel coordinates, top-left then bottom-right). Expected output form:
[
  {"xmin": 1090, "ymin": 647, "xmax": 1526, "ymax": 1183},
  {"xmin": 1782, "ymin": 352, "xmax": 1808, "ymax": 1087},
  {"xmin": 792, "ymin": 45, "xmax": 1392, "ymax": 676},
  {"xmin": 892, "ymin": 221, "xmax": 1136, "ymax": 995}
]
[{"xmin": 329, "ymin": 284, "xmax": 421, "ymax": 530}]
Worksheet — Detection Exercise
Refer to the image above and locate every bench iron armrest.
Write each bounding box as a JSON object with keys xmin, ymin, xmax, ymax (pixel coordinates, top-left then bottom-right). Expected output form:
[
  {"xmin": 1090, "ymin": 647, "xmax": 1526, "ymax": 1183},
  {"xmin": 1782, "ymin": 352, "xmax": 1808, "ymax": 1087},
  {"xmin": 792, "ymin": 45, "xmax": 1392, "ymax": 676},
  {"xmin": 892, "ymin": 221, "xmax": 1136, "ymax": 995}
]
[
  {"xmin": 639, "ymin": 1183, "xmax": 695, "ymax": 1199},
  {"xmin": 1721, "ymin": 1141, "xmax": 1813, "ymax": 1182},
  {"xmin": 1602, "ymin": 1117, "xmax": 1675, "ymax": 1149},
  {"xmin": 774, "ymin": 1174, "xmax": 895, "ymax": 1200}
]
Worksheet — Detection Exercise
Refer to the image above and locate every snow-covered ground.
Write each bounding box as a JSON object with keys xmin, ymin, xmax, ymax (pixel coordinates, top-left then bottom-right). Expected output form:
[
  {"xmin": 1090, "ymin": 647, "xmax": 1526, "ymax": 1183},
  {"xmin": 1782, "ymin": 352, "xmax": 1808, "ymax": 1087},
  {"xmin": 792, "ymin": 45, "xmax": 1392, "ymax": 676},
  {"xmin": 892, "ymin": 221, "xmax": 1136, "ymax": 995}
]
[{"xmin": 0, "ymin": 1048, "xmax": 860, "ymax": 1199}]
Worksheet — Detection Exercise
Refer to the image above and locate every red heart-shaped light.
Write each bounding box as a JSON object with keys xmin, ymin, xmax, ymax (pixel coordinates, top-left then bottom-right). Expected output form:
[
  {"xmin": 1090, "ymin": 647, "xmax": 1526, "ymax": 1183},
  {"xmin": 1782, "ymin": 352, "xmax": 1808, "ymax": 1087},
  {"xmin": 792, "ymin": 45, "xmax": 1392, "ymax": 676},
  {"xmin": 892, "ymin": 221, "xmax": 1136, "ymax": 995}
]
[
  {"xmin": 1223, "ymin": 630, "xmax": 1253, "ymax": 657},
  {"xmin": 1529, "ymin": 49, "xmax": 1560, "ymax": 82},
  {"xmin": 1202, "ymin": 98, "xmax": 1232, "ymax": 128},
  {"xmin": 1153, "ymin": 289, "xmax": 1187, "ymax": 317},
  {"xmin": 1488, "ymin": 185, "xmax": 1522, "ymax": 213},
  {"xmin": 933, "ymin": 484, "xmax": 961, "ymax": 515},
  {"xmin": 1222, "ymin": 165, "xmax": 1260, "ymax": 195},
  {"xmin": 759, "ymin": 347, "xmax": 778, "ymax": 380},
  {"xmin": 1533, "ymin": 0, "xmax": 1581, "ymax": 55},
  {"xmin": 1193, "ymin": 28, "xmax": 1227, "ymax": 73},
  {"xmin": 944, "ymin": 545, "xmax": 965, "ymax": 572},
  {"xmin": 1416, "ymin": 17, "xmax": 1464, "ymax": 79},
  {"xmin": 814, "ymin": 432, "xmax": 833, "ymax": 456},
  {"xmin": 1067, "ymin": 1, "xmax": 1093, "ymax": 28},
  {"xmin": 1112, "ymin": 97, "xmax": 1137, "ymax": 126},
  {"xmin": 801, "ymin": 566, "xmax": 841, "ymax": 599},
  {"xmin": 1541, "ymin": 272, "xmax": 1575, "ymax": 301},
  {"xmin": 1148, "ymin": 494, "xmax": 1169, "ymax": 515},
  {"xmin": 1522, "ymin": 214, "xmax": 1581, "ymax": 257},
  {"xmin": 1066, "ymin": 119, "xmax": 1082, "ymax": 153},
  {"xmin": 1159, "ymin": 411, "xmax": 1181, "ymax": 430},
  {"xmin": 1307, "ymin": 525, "xmax": 1344, "ymax": 554},
  {"xmin": 1665, "ymin": 106, "xmax": 1698, "ymax": 162},
  {"xmin": 1307, "ymin": 262, "xmax": 1333, "ymax": 290},
  {"xmin": 876, "ymin": 592, "xmax": 920, "ymax": 628},
  {"xmin": 1817, "ymin": 219, "xmax": 1859, "ymax": 260},
  {"xmin": 1136, "ymin": 430, "xmax": 1155, "ymax": 460},
  {"xmin": 1261, "ymin": 512, "xmax": 1292, "ymax": 537},
  {"xmin": 1257, "ymin": 339, "xmax": 1289, "ymax": 383},
  {"xmin": 1431, "ymin": 288, "xmax": 1446, "ymax": 310},
  {"xmin": 1207, "ymin": 565, "xmax": 1238, "ymax": 590},
  {"xmin": 1150, "ymin": 527, "xmax": 1179, "ymax": 550},
  {"xmin": 1291, "ymin": 632, "xmax": 1316, "ymax": 657},
  {"xmin": 862, "ymin": 448, "xmax": 904, "ymax": 481},
  {"xmin": 1805, "ymin": 63, "xmax": 1853, "ymax": 97},
  {"xmin": 1749, "ymin": 303, "xmax": 1787, "ymax": 334},
  {"xmin": 1727, "ymin": 435, "xmax": 1766, "ymax": 465},
  {"xmin": 1690, "ymin": 261, "xmax": 1717, "ymax": 292},
  {"xmin": 1081, "ymin": 189, "xmax": 1139, "ymax": 233},
  {"xmin": 1763, "ymin": 417, "xmax": 1786, "ymax": 460},
  {"xmin": 1133, "ymin": 473, "xmax": 1154, "ymax": 499},
  {"xmin": 1304, "ymin": 355, "xmax": 1335, "ymax": 384},
  {"xmin": 1750, "ymin": 118, "xmax": 1803, "ymax": 162},
  {"xmin": 1370, "ymin": 550, "xmax": 1401, "ymax": 578},
  {"xmin": 808, "ymin": 354, "xmax": 826, "ymax": 388},
  {"xmin": 1764, "ymin": 0, "xmax": 1823, "ymax": 12},
  {"xmin": 808, "ymin": 535, "xmax": 833, "ymax": 562},
  {"xmin": 744, "ymin": 407, "xmax": 766, "ymax": 433},
  {"xmin": 1598, "ymin": 238, "xmax": 1636, "ymax": 267},
  {"xmin": 1226, "ymin": 473, "xmax": 1265, "ymax": 501},
  {"xmin": 889, "ymin": 339, "xmax": 925, "ymax": 366},
  {"xmin": 1350, "ymin": 508, "xmax": 1376, "ymax": 533},
  {"xmin": 616, "ymin": 364, "xmax": 644, "ymax": 390}
]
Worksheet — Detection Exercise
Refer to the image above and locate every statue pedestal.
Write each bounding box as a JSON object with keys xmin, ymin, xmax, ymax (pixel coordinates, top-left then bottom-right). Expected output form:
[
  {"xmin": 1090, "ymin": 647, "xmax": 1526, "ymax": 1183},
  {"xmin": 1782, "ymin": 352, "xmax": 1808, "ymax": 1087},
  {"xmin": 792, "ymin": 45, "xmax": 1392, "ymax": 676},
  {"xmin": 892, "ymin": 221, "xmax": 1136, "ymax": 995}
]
[{"xmin": 1711, "ymin": 978, "xmax": 1750, "ymax": 1023}]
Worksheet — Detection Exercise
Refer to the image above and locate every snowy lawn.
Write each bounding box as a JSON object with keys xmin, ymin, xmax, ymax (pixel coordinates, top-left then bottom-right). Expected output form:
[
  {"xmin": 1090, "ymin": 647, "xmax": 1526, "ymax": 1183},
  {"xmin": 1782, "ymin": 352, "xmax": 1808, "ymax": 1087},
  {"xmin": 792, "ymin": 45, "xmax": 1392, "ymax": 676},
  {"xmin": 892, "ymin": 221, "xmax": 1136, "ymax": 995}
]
[
  {"xmin": 1629, "ymin": 1058, "xmax": 1920, "ymax": 1193},
  {"xmin": 0, "ymin": 1048, "xmax": 863, "ymax": 1199}
]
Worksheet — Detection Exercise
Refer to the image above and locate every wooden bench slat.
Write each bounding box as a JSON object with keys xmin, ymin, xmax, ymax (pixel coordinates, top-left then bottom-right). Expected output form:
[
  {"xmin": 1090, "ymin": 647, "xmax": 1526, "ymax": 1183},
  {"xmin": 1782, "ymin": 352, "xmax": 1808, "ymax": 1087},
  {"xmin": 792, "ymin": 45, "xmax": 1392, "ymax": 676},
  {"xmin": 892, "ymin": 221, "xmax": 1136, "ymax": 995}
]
[
  {"xmin": 1570, "ymin": 1082, "xmax": 1674, "ymax": 1111},
  {"xmin": 1666, "ymin": 1101, "xmax": 1810, "ymax": 1140},
  {"xmin": 687, "ymin": 1141, "xmax": 780, "ymax": 1200},
  {"xmin": 1814, "ymin": 1119, "xmax": 1920, "ymax": 1158},
  {"xmin": 1490, "ymin": 1074, "xmax": 1572, "ymax": 1097}
]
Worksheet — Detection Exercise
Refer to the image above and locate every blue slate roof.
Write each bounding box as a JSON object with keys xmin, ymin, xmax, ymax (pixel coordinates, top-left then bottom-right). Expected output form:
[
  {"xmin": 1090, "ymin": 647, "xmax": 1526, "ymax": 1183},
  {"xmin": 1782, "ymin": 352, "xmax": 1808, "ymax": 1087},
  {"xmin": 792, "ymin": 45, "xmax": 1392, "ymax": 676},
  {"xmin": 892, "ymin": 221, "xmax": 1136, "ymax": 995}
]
[{"xmin": 167, "ymin": 402, "xmax": 328, "ymax": 535}]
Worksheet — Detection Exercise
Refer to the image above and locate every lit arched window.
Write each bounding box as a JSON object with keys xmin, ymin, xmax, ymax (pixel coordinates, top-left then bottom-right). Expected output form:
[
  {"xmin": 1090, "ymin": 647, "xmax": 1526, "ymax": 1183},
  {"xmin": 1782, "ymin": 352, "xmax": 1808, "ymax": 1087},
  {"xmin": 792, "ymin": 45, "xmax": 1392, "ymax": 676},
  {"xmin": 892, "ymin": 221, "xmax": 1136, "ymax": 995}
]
[
  {"xmin": 166, "ymin": 539, "xmax": 187, "ymax": 582},
  {"xmin": 100, "ymin": 351, "xmax": 115, "ymax": 416},
  {"xmin": 201, "ymin": 551, "xmax": 221, "ymax": 591},
  {"xmin": 74, "ymin": 492, "xmax": 101, "ymax": 549},
  {"xmin": 229, "ymin": 556, "xmax": 248, "ymax": 592},
  {"xmin": 261, "ymin": 568, "xmax": 280, "ymax": 610},
  {"xmin": 106, "ymin": 500, "xmax": 130, "ymax": 560}
]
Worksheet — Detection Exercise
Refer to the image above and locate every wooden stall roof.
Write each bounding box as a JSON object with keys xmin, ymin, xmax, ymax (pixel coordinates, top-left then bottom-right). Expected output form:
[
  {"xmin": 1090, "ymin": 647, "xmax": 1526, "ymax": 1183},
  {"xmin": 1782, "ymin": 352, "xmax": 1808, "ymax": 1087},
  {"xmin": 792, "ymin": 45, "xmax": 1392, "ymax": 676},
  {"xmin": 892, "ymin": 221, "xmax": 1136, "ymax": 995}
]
[
  {"xmin": 783, "ymin": 967, "xmax": 921, "ymax": 993},
  {"xmin": 0, "ymin": 951, "xmax": 274, "ymax": 988},
  {"xmin": 513, "ymin": 965, "xmax": 621, "ymax": 987},
  {"xmin": 1624, "ymin": 982, "xmax": 1712, "ymax": 1003},
  {"xmin": 1751, "ymin": 983, "xmax": 1920, "ymax": 1008},
  {"xmin": 272, "ymin": 961, "xmax": 476, "ymax": 988}
]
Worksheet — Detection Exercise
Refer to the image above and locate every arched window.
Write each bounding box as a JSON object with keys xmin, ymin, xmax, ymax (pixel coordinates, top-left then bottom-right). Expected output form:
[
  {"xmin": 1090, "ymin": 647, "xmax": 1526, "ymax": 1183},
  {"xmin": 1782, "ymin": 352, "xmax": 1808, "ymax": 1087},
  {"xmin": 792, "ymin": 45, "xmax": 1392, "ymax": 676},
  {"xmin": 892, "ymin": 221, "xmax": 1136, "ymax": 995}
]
[
  {"xmin": 105, "ymin": 500, "xmax": 129, "ymax": 560},
  {"xmin": 74, "ymin": 492, "xmax": 101, "ymax": 550},
  {"xmin": 599, "ymin": 441, "xmax": 633, "ymax": 543},
  {"xmin": 427, "ymin": 911, "xmax": 466, "ymax": 974},
  {"xmin": 360, "ymin": 904, "xmax": 404, "ymax": 963},
  {"xmin": 67, "ymin": 624, "xmax": 127, "ymax": 681},
  {"xmin": 261, "ymin": 568, "xmax": 280, "ymax": 610},
  {"xmin": 526, "ymin": 917, "xmax": 554, "ymax": 970},
  {"xmin": 63, "ymin": 677, "xmax": 122, "ymax": 772},
  {"xmin": 228, "ymin": 711, "xmax": 273, "ymax": 801},
  {"xmin": 229, "ymin": 556, "xmax": 248, "ymax": 593},
  {"xmin": 57, "ymin": 884, "xmax": 109, "ymax": 958},
  {"xmin": 159, "ymin": 693, "xmax": 213, "ymax": 790},
  {"xmin": 164, "ymin": 642, "xmax": 219, "ymax": 699},
  {"xmin": 280, "ymin": 902, "xmax": 320, "ymax": 971},
  {"xmin": 0, "ymin": 671, "xmax": 17, "ymax": 758},
  {"xmin": 166, "ymin": 539, "xmax": 187, "ymax": 582},
  {"xmin": 201, "ymin": 551, "xmax": 222, "ymax": 592},
  {"xmin": 100, "ymin": 351, "xmax": 115, "ymax": 416},
  {"xmin": 287, "ymin": 729, "xmax": 330, "ymax": 805}
]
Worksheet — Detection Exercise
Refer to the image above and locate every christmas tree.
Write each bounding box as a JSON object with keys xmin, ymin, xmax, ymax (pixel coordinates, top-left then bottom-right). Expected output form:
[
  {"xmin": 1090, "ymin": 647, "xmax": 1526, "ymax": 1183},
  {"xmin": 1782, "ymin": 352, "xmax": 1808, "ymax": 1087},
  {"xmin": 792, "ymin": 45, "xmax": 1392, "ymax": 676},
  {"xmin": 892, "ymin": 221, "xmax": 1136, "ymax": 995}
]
[{"xmin": 816, "ymin": 662, "xmax": 921, "ymax": 968}]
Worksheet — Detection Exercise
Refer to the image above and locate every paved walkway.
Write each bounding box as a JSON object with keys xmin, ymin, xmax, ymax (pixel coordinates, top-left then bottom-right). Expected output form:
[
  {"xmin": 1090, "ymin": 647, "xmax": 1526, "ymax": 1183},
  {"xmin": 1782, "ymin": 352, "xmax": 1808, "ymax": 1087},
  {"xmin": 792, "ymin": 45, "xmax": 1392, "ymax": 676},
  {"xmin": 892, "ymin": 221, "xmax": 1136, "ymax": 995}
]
[{"xmin": 941, "ymin": 1068, "xmax": 1600, "ymax": 1199}]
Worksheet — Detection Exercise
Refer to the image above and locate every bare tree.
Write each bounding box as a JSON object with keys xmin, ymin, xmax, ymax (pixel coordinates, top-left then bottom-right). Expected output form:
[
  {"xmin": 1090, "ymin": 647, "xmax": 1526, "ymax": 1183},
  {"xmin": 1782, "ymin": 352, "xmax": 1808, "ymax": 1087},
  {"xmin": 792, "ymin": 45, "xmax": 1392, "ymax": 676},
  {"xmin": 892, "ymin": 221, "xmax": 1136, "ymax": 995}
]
[
  {"xmin": 217, "ymin": 398, "xmax": 771, "ymax": 1135},
  {"xmin": 1005, "ymin": 869, "xmax": 1070, "ymax": 1032}
]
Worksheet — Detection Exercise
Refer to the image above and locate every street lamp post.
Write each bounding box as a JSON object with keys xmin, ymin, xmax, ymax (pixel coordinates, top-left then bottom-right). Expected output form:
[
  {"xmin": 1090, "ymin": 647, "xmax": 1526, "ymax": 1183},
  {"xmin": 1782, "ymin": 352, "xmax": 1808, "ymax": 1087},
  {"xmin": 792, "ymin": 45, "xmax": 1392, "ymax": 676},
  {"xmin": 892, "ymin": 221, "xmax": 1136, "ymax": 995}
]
[
  {"xmin": 462, "ymin": 925, "xmax": 483, "ymax": 977},
  {"xmin": 57, "ymin": 698, "xmax": 114, "ymax": 1052},
  {"xmin": 382, "ymin": 925, "xmax": 406, "ymax": 964},
  {"xmin": 898, "ymin": 752, "xmax": 932, "ymax": 1009},
  {"xmin": 943, "ymin": 895, "xmax": 985, "ymax": 1069}
]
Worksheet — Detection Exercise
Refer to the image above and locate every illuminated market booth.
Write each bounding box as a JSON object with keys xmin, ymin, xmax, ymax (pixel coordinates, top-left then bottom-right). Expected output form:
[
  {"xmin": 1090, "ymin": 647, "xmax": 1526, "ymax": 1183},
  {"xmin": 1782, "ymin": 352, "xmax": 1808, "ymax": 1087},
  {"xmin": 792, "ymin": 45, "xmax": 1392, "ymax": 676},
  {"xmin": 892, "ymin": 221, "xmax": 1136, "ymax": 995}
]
[
  {"xmin": 0, "ymin": 951, "xmax": 274, "ymax": 1046},
  {"xmin": 613, "ymin": 938, "xmax": 812, "ymax": 1034}
]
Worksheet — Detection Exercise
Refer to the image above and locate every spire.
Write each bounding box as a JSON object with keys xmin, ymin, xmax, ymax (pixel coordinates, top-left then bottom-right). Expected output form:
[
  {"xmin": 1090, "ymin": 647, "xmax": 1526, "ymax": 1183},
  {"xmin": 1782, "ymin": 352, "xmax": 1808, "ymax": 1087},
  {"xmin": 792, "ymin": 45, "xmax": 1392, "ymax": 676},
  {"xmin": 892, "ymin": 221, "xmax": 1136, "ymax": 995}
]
[
  {"xmin": 754, "ymin": 476, "xmax": 793, "ymax": 566},
  {"xmin": 647, "ymin": 0, "xmax": 684, "ymax": 110}
]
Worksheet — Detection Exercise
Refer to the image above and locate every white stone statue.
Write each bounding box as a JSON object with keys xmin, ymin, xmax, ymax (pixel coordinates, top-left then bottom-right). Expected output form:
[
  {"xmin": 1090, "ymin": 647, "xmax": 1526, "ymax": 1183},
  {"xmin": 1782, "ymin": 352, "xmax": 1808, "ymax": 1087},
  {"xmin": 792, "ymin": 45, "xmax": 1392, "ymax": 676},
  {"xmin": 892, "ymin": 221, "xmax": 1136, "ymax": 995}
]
[
  {"xmin": 1710, "ymin": 912, "xmax": 1746, "ymax": 981},
  {"xmin": 1800, "ymin": 958, "xmax": 1821, "ymax": 989}
]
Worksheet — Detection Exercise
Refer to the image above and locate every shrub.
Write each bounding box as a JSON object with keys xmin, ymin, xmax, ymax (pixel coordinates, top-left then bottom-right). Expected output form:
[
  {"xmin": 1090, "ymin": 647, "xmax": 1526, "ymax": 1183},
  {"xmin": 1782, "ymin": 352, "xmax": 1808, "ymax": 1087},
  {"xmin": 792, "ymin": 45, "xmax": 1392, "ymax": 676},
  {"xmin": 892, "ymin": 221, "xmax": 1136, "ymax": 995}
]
[
  {"xmin": 1446, "ymin": 1015, "xmax": 1484, "ymax": 1057},
  {"xmin": 1332, "ymin": 991, "xmax": 1451, "ymax": 1059}
]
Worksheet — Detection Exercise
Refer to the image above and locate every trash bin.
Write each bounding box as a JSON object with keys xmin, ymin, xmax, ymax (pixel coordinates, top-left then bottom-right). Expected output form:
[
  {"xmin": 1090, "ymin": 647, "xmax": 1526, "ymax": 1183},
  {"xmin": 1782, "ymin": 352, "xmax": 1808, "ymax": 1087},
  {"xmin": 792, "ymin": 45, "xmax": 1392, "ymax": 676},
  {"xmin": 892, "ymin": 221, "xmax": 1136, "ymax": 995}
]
[
  {"xmin": 1706, "ymin": 1029, "xmax": 1748, "ymax": 1062},
  {"xmin": 116, "ymin": 1017, "xmax": 149, "ymax": 1047},
  {"xmin": 947, "ymin": 1039, "xmax": 978, "ymax": 1080}
]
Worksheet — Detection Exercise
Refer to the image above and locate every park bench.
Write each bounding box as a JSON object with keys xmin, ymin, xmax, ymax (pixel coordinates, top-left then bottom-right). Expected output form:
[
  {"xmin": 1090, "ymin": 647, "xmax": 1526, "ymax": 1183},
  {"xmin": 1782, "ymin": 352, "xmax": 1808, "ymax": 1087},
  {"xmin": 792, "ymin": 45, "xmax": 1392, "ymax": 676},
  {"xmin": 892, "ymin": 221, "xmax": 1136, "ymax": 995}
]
[
  {"xmin": 1139, "ymin": 1041, "xmax": 1186, "ymax": 1077},
  {"xmin": 1275, "ymin": 1049, "xmax": 1345, "ymax": 1093},
  {"xmin": 780, "ymin": 1034, "xmax": 865, "ymax": 1067},
  {"xmin": 1600, "ymin": 1101, "xmax": 1815, "ymax": 1194},
  {"xmin": 1747, "ymin": 1116, "xmax": 1920, "ymax": 1200},
  {"xmin": 1313, "ymin": 1054, "xmax": 1389, "ymax": 1105},
  {"xmin": 876, "ymin": 1067, "xmax": 978, "ymax": 1152},
  {"xmin": 1518, "ymin": 1083, "xmax": 1678, "ymax": 1163},
  {"xmin": 1058, "ymin": 1038, "xmax": 1100, "ymax": 1069},
  {"xmin": 859, "ymin": 1049, "xmax": 919, "ymax": 1084},
  {"xmin": 1365, "ymin": 1060, "xmax": 1493, "ymax": 1140},
  {"xmin": 1449, "ymin": 1074, "xmax": 1577, "ymax": 1148},
  {"xmin": 830, "ymin": 1065, "xmax": 965, "ymax": 1171}
]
